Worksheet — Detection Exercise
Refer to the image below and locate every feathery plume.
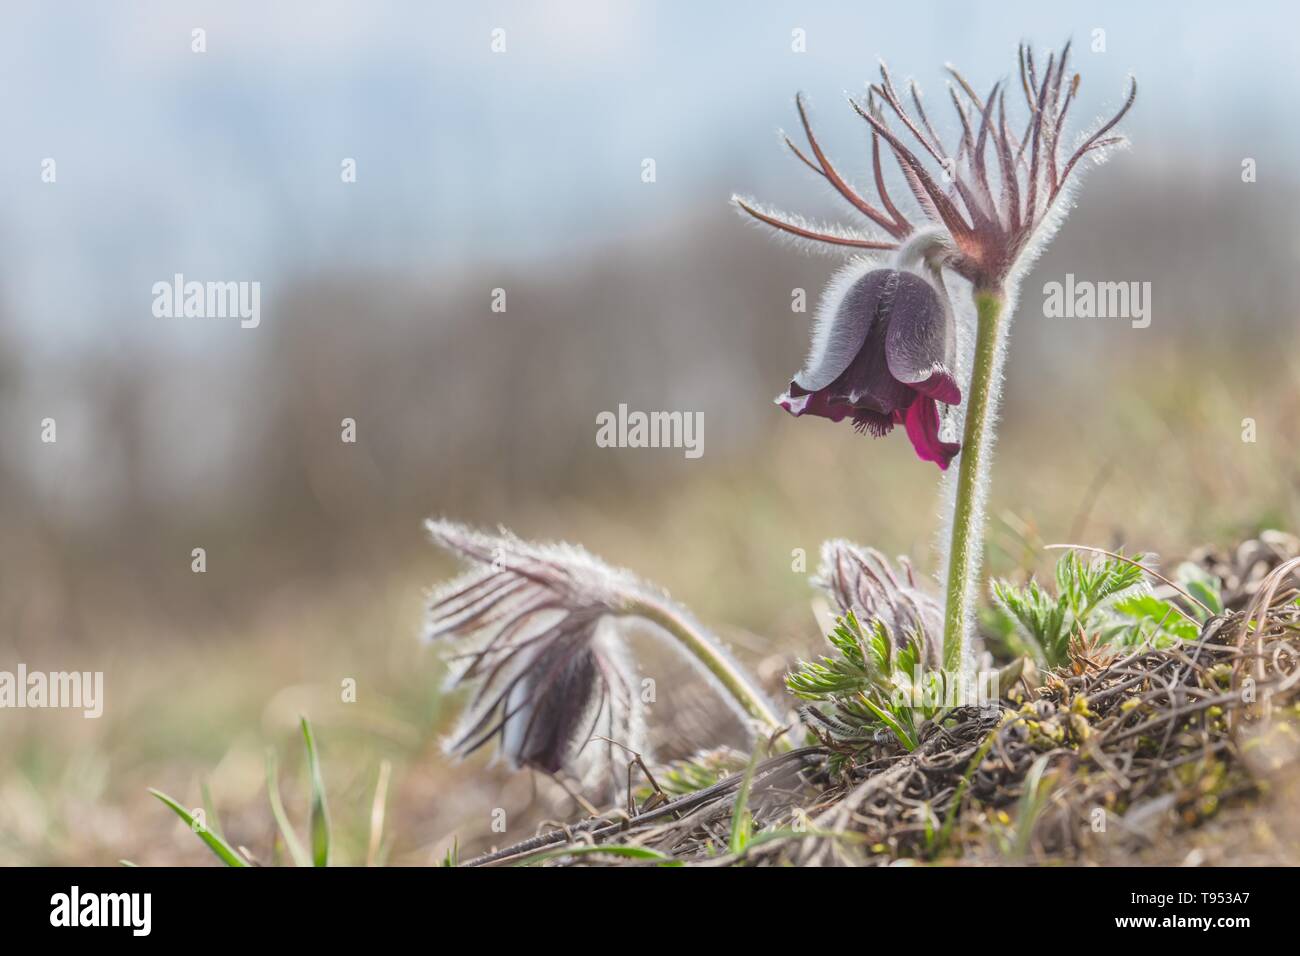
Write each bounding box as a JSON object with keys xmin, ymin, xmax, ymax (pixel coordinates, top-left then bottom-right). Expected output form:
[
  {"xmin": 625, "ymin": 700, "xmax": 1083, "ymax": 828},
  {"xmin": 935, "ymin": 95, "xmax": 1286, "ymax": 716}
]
[{"xmin": 425, "ymin": 520, "xmax": 783, "ymax": 787}]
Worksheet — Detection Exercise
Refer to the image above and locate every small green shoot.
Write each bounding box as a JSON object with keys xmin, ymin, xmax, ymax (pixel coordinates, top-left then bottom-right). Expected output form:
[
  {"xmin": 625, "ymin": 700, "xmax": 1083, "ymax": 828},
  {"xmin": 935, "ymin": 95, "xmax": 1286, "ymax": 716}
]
[
  {"xmin": 991, "ymin": 551, "xmax": 1221, "ymax": 669},
  {"xmin": 148, "ymin": 788, "xmax": 250, "ymax": 867},
  {"xmin": 516, "ymin": 844, "xmax": 680, "ymax": 866},
  {"xmin": 149, "ymin": 714, "xmax": 338, "ymax": 867},
  {"xmin": 787, "ymin": 611, "xmax": 952, "ymax": 752},
  {"xmin": 301, "ymin": 716, "xmax": 331, "ymax": 868},
  {"xmin": 266, "ymin": 748, "xmax": 311, "ymax": 868}
]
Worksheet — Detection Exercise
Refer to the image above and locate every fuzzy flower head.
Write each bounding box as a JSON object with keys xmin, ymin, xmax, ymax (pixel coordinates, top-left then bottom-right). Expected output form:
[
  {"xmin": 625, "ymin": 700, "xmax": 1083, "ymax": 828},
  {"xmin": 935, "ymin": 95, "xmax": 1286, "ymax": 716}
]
[
  {"xmin": 735, "ymin": 40, "xmax": 1136, "ymax": 290},
  {"xmin": 813, "ymin": 540, "xmax": 943, "ymax": 669},
  {"xmin": 424, "ymin": 519, "xmax": 777, "ymax": 790},
  {"xmin": 778, "ymin": 254, "xmax": 961, "ymax": 468},
  {"xmin": 425, "ymin": 519, "xmax": 645, "ymax": 786}
]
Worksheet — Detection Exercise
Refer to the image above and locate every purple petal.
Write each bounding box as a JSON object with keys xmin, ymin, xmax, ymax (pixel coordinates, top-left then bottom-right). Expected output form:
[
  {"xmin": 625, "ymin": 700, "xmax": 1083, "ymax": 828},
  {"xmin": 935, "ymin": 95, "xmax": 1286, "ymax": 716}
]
[
  {"xmin": 776, "ymin": 383, "xmax": 856, "ymax": 422},
  {"xmin": 502, "ymin": 643, "xmax": 600, "ymax": 774},
  {"xmin": 830, "ymin": 312, "xmax": 913, "ymax": 414},
  {"xmin": 903, "ymin": 397, "xmax": 961, "ymax": 469},
  {"xmin": 793, "ymin": 268, "xmax": 898, "ymax": 392},
  {"xmin": 883, "ymin": 272, "xmax": 959, "ymax": 401},
  {"xmin": 912, "ymin": 367, "xmax": 961, "ymax": 405}
]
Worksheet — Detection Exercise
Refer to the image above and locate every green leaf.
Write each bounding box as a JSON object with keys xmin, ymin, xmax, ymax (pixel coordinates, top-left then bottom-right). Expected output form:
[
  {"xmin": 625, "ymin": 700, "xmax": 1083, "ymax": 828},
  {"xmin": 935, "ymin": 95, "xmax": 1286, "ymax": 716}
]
[
  {"xmin": 200, "ymin": 779, "xmax": 223, "ymax": 841},
  {"xmin": 1111, "ymin": 594, "xmax": 1201, "ymax": 642},
  {"xmin": 992, "ymin": 578, "xmax": 1068, "ymax": 667},
  {"xmin": 935, "ymin": 726, "xmax": 999, "ymax": 857},
  {"xmin": 1010, "ymin": 754, "xmax": 1055, "ymax": 859},
  {"xmin": 1176, "ymin": 562, "xmax": 1224, "ymax": 617},
  {"xmin": 149, "ymin": 789, "xmax": 250, "ymax": 868},
  {"xmin": 300, "ymin": 716, "xmax": 331, "ymax": 868},
  {"xmin": 858, "ymin": 693, "xmax": 917, "ymax": 751},
  {"xmin": 265, "ymin": 748, "xmax": 311, "ymax": 868},
  {"xmin": 1056, "ymin": 551, "xmax": 1145, "ymax": 619}
]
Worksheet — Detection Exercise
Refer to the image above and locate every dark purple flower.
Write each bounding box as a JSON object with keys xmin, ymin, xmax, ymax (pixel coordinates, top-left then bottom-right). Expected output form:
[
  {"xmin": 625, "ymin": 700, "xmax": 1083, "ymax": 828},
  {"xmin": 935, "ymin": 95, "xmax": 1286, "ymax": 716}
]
[
  {"xmin": 736, "ymin": 43, "xmax": 1134, "ymax": 469},
  {"xmin": 777, "ymin": 265, "xmax": 961, "ymax": 469}
]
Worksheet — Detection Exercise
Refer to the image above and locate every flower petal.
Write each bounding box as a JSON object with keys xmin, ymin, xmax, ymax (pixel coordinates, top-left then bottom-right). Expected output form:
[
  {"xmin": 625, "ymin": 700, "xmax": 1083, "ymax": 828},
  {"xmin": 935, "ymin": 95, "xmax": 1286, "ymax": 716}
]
[
  {"xmin": 793, "ymin": 267, "xmax": 897, "ymax": 392},
  {"xmin": 903, "ymin": 397, "xmax": 961, "ymax": 469},
  {"xmin": 775, "ymin": 383, "xmax": 856, "ymax": 422},
  {"xmin": 912, "ymin": 366, "xmax": 962, "ymax": 405},
  {"xmin": 883, "ymin": 272, "xmax": 959, "ymax": 401},
  {"xmin": 833, "ymin": 315, "xmax": 913, "ymax": 414}
]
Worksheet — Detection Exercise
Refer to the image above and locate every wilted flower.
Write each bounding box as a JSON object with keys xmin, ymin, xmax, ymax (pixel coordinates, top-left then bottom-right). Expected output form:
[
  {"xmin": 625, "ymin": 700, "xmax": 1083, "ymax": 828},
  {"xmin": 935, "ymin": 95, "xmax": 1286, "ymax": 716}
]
[
  {"xmin": 813, "ymin": 540, "xmax": 943, "ymax": 668},
  {"xmin": 778, "ymin": 261, "xmax": 961, "ymax": 468},
  {"xmin": 425, "ymin": 519, "xmax": 781, "ymax": 788}
]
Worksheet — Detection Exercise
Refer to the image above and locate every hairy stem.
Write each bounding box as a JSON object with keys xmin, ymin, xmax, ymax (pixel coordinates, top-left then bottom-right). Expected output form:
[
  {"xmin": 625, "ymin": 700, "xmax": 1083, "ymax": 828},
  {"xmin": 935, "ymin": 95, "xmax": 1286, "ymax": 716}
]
[
  {"xmin": 622, "ymin": 595, "xmax": 788, "ymax": 746},
  {"xmin": 942, "ymin": 287, "xmax": 1008, "ymax": 675}
]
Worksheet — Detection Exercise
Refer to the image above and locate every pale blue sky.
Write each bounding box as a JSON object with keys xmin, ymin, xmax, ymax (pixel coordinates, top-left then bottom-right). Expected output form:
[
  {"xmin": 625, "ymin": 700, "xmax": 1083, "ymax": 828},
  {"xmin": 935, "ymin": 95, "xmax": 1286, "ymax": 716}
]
[{"xmin": 0, "ymin": 0, "xmax": 1292, "ymax": 356}]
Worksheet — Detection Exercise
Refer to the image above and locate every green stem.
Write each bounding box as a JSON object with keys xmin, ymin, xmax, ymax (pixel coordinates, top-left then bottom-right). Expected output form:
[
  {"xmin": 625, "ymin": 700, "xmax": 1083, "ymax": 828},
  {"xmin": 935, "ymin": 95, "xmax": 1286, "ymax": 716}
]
[
  {"xmin": 623, "ymin": 596, "xmax": 788, "ymax": 747},
  {"xmin": 942, "ymin": 287, "xmax": 1008, "ymax": 675}
]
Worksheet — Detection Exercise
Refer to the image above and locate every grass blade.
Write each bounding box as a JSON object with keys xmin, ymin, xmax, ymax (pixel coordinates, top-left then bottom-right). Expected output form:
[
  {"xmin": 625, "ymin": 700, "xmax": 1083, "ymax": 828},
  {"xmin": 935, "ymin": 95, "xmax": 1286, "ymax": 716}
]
[
  {"xmin": 367, "ymin": 759, "xmax": 392, "ymax": 867},
  {"xmin": 1011, "ymin": 754, "xmax": 1055, "ymax": 858},
  {"xmin": 516, "ymin": 844, "xmax": 679, "ymax": 866},
  {"xmin": 265, "ymin": 748, "xmax": 311, "ymax": 868},
  {"xmin": 148, "ymin": 788, "xmax": 250, "ymax": 867},
  {"xmin": 300, "ymin": 716, "xmax": 331, "ymax": 867},
  {"xmin": 200, "ymin": 779, "xmax": 224, "ymax": 840},
  {"xmin": 728, "ymin": 744, "xmax": 764, "ymax": 856}
]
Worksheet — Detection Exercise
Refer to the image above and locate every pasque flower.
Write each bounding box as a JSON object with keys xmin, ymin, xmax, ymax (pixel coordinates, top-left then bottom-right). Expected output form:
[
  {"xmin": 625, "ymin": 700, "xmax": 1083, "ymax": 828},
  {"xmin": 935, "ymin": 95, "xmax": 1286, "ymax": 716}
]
[
  {"xmin": 736, "ymin": 42, "xmax": 1135, "ymax": 677},
  {"xmin": 777, "ymin": 260, "xmax": 961, "ymax": 468},
  {"xmin": 425, "ymin": 520, "xmax": 784, "ymax": 788}
]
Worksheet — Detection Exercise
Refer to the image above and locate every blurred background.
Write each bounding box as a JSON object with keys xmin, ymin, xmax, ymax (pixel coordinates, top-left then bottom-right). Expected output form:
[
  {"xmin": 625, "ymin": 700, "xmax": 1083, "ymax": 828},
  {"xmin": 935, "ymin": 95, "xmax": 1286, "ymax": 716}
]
[{"xmin": 1, "ymin": 0, "xmax": 1298, "ymax": 864}]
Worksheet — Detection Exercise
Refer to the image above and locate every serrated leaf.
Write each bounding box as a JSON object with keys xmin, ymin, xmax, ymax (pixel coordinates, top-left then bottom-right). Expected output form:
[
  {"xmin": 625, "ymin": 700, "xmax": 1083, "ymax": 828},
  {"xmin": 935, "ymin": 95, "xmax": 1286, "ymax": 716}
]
[
  {"xmin": 1176, "ymin": 562, "xmax": 1223, "ymax": 617},
  {"xmin": 1112, "ymin": 594, "xmax": 1201, "ymax": 642}
]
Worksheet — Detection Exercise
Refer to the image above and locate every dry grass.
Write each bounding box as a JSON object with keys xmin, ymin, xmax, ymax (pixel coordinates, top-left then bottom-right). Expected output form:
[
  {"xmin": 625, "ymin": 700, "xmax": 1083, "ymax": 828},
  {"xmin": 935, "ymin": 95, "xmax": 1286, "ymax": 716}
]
[{"xmin": 467, "ymin": 548, "xmax": 1300, "ymax": 867}]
